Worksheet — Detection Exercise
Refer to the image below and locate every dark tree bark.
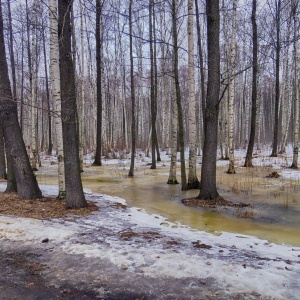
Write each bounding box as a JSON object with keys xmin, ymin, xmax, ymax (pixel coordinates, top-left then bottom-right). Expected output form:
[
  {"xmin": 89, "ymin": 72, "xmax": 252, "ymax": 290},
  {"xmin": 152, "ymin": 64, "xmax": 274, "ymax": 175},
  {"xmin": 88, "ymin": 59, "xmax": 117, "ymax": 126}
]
[
  {"xmin": 128, "ymin": 0, "xmax": 136, "ymax": 177},
  {"xmin": 197, "ymin": 0, "xmax": 220, "ymax": 200},
  {"xmin": 153, "ymin": 3, "xmax": 161, "ymax": 162},
  {"xmin": 172, "ymin": 0, "xmax": 187, "ymax": 190},
  {"xmin": 7, "ymin": 0, "xmax": 16, "ymax": 101},
  {"xmin": 149, "ymin": 0, "xmax": 157, "ymax": 169},
  {"xmin": 5, "ymin": 145, "xmax": 17, "ymax": 193},
  {"xmin": 271, "ymin": 0, "xmax": 281, "ymax": 157},
  {"xmin": 58, "ymin": 0, "xmax": 87, "ymax": 208},
  {"xmin": 0, "ymin": 1, "xmax": 41, "ymax": 199},
  {"xmin": 93, "ymin": 0, "xmax": 103, "ymax": 166},
  {"xmin": 244, "ymin": 0, "xmax": 258, "ymax": 167},
  {"xmin": 0, "ymin": 125, "xmax": 7, "ymax": 180}
]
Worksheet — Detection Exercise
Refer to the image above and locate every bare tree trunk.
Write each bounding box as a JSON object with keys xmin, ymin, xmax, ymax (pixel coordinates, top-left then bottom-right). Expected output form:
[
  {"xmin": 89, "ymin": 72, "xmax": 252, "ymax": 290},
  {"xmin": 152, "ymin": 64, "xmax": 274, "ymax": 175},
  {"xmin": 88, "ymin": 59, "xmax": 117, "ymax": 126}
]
[
  {"xmin": 197, "ymin": 0, "xmax": 220, "ymax": 200},
  {"xmin": 128, "ymin": 0, "xmax": 136, "ymax": 177},
  {"xmin": 49, "ymin": 0, "xmax": 65, "ymax": 198},
  {"xmin": 195, "ymin": 0, "xmax": 206, "ymax": 134},
  {"xmin": 227, "ymin": 0, "xmax": 238, "ymax": 174},
  {"xmin": 0, "ymin": 125, "xmax": 7, "ymax": 179},
  {"xmin": 42, "ymin": 18, "xmax": 52, "ymax": 156},
  {"xmin": 7, "ymin": 0, "xmax": 16, "ymax": 101},
  {"xmin": 0, "ymin": 1, "xmax": 41, "ymax": 199},
  {"xmin": 244, "ymin": 0, "xmax": 258, "ymax": 167},
  {"xmin": 291, "ymin": 0, "xmax": 299, "ymax": 169},
  {"xmin": 153, "ymin": 3, "xmax": 161, "ymax": 162},
  {"xmin": 271, "ymin": 0, "xmax": 281, "ymax": 157},
  {"xmin": 30, "ymin": 0, "xmax": 38, "ymax": 171},
  {"xmin": 167, "ymin": 72, "xmax": 178, "ymax": 184},
  {"xmin": 5, "ymin": 146, "xmax": 17, "ymax": 193},
  {"xmin": 79, "ymin": 0, "xmax": 85, "ymax": 170},
  {"xmin": 149, "ymin": 0, "xmax": 157, "ymax": 169},
  {"xmin": 58, "ymin": 0, "xmax": 87, "ymax": 208},
  {"xmin": 280, "ymin": 34, "xmax": 291, "ymax": 153},
  {"xmin": 172, "ymin": 0, "xmax": 187, "ymax": 190},
  {"xmin": 187, "ymin": 0, "xmax": 200, "ymax": 189},
  {"xmin": 93, "ymin": 0, "xmax": 103, "ymax": 166}
]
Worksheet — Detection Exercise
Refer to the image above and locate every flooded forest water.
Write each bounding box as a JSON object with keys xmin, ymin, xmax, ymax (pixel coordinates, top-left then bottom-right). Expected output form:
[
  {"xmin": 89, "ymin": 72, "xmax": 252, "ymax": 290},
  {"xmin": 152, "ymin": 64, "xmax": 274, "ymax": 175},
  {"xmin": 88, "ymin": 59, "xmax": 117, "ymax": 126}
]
[{"xmin": 37, "ymin": 157, "xmax": 300, "ymax": 247}]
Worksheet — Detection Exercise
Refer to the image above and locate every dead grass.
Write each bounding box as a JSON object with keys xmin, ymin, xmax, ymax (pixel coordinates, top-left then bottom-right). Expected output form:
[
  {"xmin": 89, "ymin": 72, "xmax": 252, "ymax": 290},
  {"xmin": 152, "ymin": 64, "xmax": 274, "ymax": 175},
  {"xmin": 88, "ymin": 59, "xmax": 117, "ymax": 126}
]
[
  {"xmin": 0, "ymin": 192, "xmax": 98, "ymax": 220},
  {"xmin": 182, "ymin": 197, "xmax": 252, "ymax": 208}
]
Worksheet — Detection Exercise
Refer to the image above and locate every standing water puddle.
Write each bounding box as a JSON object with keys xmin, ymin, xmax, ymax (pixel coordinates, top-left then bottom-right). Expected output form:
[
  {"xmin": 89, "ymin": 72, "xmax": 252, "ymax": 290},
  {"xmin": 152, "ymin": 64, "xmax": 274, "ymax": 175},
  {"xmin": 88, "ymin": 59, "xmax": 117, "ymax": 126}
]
[{"xmin": 37, "ymin": 161, "xmax": 300, "ymax": 246}]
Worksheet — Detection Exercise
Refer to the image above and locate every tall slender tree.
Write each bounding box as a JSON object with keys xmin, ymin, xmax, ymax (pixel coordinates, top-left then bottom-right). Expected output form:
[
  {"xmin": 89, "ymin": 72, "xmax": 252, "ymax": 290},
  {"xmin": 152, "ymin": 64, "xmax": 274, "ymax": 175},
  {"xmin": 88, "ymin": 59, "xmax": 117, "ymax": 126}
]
[
  {"xmin": 149, "ymin": 0, "xmax": 157, "ymax": 169},
  {"xmin": 197, "ymin": 0, "xmax": 221, "ymax": 200},
  {"xmin": 227, "ymin": 0, "xmax": 238, "ymax": 174},
  {"xmin": 187, "ymin": 0, "xmax": 200, "ymax": 188},
  {"xmin": 291, "ymin": 0, "xmax": 299, "ymax": 169},
  {"xmin": 49, "ymin": 0, "xmax": 65, "ymax": 198},
  {"xmin": 244, "ymin": 0, "xmax": 258, "ymax": 167},
  {"xmin": 172, "ymin": 0, "xmax": 187, "ymax": 190},
  {"xmin": 128, "ymin": 0, "xmax": 136, "ymax": 177},
  {"xmin": 93, "ymin": 0, "xmax": 103, "ymax": 166},
  {"xmin": 58, "ymin": 0, "xmax": 87, "ymax": 208},
  {"xmin": 271, "ymin": 0, "xmax": 281, "ymax": 157},
  {"xmin": 0, "ymin": 0, "xmax": 41, "ymax": 199}
]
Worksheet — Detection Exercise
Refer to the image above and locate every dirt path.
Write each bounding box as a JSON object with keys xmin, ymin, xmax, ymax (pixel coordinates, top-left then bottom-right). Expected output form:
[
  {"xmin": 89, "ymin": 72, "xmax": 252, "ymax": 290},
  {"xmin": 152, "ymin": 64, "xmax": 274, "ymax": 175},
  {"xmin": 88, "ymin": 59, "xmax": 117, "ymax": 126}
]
[{"xmin": 0, "ymin": 241, "xmax": 225, "ymax": 300}]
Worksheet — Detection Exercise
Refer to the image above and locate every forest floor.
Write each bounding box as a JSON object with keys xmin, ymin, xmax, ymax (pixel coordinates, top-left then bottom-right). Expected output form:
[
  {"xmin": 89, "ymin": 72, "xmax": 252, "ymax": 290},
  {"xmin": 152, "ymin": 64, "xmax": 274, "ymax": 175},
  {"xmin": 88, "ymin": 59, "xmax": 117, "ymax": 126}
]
[
  {"xmin": 1, "ymin": 146, "xmax": 300, "ymax": 299},
  {"xmin": 0, "ymin": 182, "xmax": 300, "ymax": 299}
]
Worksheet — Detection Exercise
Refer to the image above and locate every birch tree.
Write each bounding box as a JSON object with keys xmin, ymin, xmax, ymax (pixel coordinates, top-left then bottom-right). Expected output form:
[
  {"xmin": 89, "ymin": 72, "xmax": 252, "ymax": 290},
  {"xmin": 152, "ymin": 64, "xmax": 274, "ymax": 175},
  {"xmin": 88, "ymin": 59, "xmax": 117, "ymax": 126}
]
[
  {"xmin": 227, "ymin": 0, "xmax": 238, "ymax": 174},
  {"xmin": 291, "ymin": 0, "xmax": 299, "ymax": 169},
  {"xmin": 168, "ymin": 72, "xmax": 178, "ymax": 184},
  {"xmin": 187, "ymin": 0, "xmax": 200, "ymax": 188},
  {"xmin": 49, "ymin": 0, "xmax": 65, "ymax": 198}
]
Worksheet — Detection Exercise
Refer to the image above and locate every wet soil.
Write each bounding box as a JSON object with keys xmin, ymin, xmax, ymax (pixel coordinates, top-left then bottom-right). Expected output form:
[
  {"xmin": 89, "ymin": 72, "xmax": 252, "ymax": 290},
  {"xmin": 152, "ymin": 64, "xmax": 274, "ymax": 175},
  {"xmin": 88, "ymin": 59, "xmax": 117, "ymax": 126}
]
[
  {"xmin": 0, "ymin": 248, "xmax": 99, "ymax": 300},
  {"xmin": 0, "ymin": 239, "xmax": 230, "ymax": 300}
]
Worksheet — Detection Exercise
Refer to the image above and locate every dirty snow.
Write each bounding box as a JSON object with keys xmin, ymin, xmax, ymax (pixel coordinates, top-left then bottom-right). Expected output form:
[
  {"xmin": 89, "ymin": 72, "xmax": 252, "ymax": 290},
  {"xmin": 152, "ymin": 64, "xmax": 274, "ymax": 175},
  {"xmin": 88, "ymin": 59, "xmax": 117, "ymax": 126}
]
[
  {"xmin": 0, "ymin": 181, "xmax": 299, "ymax": 299},
  {"xmin": 1, "ymin": 146, "xmax": 300, "ymax": 298}
]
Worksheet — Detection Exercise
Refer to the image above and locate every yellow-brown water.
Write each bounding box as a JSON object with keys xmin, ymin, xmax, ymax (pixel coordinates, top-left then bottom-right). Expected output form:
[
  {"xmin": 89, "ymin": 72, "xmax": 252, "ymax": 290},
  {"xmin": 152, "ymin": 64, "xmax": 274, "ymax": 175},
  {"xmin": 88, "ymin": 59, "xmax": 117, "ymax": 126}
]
[{"xmin": 37, "ymin": 162, "xmax": 300, "ymax": 247}]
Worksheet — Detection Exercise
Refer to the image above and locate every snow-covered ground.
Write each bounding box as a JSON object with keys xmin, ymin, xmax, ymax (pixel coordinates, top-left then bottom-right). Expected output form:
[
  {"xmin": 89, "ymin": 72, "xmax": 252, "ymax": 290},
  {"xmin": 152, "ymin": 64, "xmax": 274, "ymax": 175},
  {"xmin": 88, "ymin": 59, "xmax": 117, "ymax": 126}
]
[{"xmin": 0, "ymin": 180, "xmax": 300, "ymax": 299}]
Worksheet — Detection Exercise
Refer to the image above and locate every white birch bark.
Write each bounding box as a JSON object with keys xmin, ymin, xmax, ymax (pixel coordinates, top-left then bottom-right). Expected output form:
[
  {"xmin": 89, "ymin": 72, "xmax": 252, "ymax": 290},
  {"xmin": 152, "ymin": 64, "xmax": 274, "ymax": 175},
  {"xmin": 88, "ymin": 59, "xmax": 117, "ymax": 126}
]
[
  {"xmin": 187, "ymin": 0, "xmax": 199, "ymax": 188},
  {"xmin": 138, "ymin": 43, "xmax": 145, "ymax": 149},
  {"xmin": 244, "ymin": 86, "xmax": 250, "ymax": 149},
  {"xmin": 256, "ymin": 88, "xmax": 262, "ymax": 150},
  {"xmin": 198, "ymin": 65, "xmax": 203, "ymax": 156},
  {"xmin": 292, "ymin": 3, "xmax": 299, "ymax": 168},
  {"xmin": 227, "ymin": 0, "xmax": 238, "ymax": 174},
  {"xmin": 168, "ymin": 74, "xmax": 178, "ymax": 184},
  {"xmin": 219, "ymin": 100, "xmax": 224, "ymax": 159},
  {"xmin": 282, "ymin": 75, "xmax": 293, "ymax": 150},
  {"xmin": 280, "ymin": 44, "xmax": 291, "ymax": 153},
  {"xmin": 49, "ymin": 0, "xmax": 65, "ymax": 197}
]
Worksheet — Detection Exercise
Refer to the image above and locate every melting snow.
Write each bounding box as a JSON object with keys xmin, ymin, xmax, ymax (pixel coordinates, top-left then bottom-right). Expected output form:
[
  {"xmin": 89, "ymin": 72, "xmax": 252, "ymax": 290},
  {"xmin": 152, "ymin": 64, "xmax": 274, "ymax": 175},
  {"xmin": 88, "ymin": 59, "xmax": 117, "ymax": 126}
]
[{"xmin": 0, "ymin": 182, "xmax": 299, "ymax": 299}]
